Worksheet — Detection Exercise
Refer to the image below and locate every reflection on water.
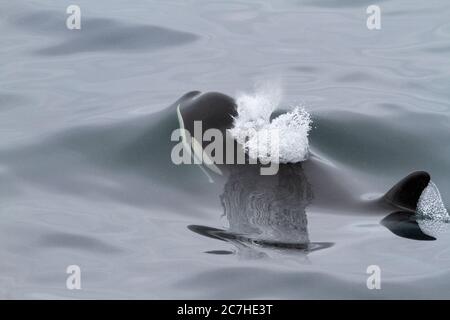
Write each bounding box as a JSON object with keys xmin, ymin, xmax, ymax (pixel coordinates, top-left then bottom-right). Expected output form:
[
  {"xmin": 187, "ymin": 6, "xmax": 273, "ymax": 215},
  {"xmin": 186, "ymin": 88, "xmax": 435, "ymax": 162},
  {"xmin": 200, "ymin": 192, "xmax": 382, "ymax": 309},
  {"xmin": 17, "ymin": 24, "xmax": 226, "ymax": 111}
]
[
  {"xmin": 381, "ymin": 211, "xmax": 450, "ymax": 241},
  {"xmin": 381, "ymin": 212, "xmax": 436, "ymax": 241},
  {"xmin": 189, "ymin": 164, "xmax": 333, "ymax": 257}
]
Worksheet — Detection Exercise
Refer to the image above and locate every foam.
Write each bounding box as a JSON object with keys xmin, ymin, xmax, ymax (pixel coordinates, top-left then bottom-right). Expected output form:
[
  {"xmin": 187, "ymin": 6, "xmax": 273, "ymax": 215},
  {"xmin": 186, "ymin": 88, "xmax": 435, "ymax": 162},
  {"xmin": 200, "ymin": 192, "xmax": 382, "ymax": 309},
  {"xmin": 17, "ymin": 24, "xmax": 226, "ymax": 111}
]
[
  {"xmin": 417, "ymin": 218, "xmax": 450, "ymax": 239},
  {"xmin": 417, "ymin": 181, "xmax": 449, "ymax": 220},
  {"xmin": 229, "ymin": 83, "xmax": 312, "ymax": 163}
]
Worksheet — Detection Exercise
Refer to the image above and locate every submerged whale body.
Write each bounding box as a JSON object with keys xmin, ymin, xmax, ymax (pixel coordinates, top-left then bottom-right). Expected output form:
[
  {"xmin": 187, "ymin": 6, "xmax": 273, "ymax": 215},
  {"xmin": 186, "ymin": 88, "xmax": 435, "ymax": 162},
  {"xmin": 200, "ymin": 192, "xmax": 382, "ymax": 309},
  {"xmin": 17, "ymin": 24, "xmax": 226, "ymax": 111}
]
[{"xmin": 173, "ymin": 91, "xmax": 449, "ymax": 249}]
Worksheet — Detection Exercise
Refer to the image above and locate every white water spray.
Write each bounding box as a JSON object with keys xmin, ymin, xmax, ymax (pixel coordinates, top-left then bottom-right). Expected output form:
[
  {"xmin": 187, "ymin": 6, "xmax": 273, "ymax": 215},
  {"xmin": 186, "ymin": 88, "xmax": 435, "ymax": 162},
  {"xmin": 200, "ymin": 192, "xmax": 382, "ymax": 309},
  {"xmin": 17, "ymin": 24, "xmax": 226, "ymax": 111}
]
[{"xmin": 228, "ymin": 82, "xmax": 312, "ymax": 163}]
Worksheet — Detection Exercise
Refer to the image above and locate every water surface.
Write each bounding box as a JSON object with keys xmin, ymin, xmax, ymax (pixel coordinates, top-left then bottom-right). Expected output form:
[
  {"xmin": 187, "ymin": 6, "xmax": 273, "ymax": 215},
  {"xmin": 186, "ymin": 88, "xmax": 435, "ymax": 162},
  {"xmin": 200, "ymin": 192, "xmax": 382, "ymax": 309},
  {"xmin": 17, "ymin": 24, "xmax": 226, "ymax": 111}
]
[{"xmin": 1, "ymin": 0, "xmax": 450, "ymax": 299}]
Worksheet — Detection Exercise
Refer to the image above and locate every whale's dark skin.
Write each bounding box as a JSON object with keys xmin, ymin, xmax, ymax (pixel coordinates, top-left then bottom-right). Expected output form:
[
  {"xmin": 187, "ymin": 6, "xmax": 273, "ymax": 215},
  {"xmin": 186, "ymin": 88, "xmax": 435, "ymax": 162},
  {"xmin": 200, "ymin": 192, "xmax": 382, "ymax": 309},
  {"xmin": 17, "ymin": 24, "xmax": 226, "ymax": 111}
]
[
  {"xmin": 175, "ymin": 91, "xmax": 435, "ymax": 250},
  {"xmin": 180, "ymin": 91, "xmax": 237, "ymax": 143}
]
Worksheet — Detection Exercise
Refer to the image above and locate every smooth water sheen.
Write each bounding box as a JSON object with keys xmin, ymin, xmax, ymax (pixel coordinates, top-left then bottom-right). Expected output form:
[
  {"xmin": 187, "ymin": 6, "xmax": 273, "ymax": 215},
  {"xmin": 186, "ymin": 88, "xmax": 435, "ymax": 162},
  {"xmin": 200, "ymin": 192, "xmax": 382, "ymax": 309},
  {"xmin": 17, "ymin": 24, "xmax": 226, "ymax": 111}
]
[{"xmin": 1, "ymin": 0, "xmax": 450, "ymax": 299}]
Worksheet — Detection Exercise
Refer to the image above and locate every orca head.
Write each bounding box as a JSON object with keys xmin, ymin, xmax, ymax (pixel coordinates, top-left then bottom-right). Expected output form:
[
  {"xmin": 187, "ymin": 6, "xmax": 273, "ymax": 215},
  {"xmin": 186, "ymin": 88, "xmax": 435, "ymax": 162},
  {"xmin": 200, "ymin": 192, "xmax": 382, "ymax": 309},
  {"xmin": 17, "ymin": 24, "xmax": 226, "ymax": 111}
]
[{"xmin": 179, "ymin": 91, "xmax": 237, "ymax": 138}]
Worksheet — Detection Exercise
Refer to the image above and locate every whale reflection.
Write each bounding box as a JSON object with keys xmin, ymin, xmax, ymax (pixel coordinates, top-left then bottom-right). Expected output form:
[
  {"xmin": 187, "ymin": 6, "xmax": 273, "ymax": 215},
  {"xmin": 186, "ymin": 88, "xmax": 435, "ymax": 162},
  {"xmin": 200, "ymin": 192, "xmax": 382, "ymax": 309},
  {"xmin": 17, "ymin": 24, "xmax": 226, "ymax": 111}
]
[
  {"xmin": 188, "ymin": 163, "xmax": 333, "ymax": 257},
  {"xmin": 381, "ymin": 211, "xmax": 450, "ymax": 241}
]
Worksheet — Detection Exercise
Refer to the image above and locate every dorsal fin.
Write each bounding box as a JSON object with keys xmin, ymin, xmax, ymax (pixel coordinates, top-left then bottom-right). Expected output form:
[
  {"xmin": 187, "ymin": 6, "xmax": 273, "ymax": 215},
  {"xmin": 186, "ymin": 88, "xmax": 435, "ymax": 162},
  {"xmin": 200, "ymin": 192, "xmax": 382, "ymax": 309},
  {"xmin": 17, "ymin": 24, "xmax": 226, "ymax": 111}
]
[{"xmin": 383, "ymin": 171, "xmax": 430, "ymax": 211}]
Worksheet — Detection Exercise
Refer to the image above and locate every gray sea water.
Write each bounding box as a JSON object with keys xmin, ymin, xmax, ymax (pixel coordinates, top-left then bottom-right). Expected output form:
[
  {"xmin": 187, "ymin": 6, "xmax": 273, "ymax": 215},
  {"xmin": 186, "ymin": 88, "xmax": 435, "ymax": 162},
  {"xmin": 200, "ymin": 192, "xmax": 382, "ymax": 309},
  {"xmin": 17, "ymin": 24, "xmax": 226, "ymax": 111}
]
[{"xmin": 1, "ymin": 0, "xmax": 450, "ymax": 299}]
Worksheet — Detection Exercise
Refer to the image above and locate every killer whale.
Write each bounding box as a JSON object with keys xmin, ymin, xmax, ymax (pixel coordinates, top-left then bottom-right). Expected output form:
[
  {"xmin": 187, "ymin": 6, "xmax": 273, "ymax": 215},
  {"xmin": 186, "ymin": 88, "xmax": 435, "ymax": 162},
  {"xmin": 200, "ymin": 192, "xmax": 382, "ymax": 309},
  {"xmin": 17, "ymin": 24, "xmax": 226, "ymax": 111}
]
[
  {"xmin": 176, "ymin": 91, "xmax": 431, "ymax": 213},
  {"xmin": 174, "ymin": 91, "xmax": 447, "ymax": 249}
]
